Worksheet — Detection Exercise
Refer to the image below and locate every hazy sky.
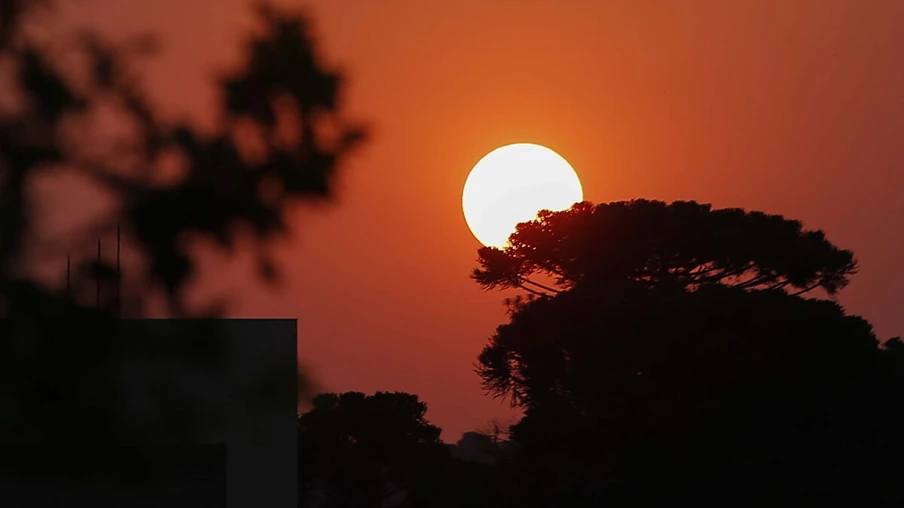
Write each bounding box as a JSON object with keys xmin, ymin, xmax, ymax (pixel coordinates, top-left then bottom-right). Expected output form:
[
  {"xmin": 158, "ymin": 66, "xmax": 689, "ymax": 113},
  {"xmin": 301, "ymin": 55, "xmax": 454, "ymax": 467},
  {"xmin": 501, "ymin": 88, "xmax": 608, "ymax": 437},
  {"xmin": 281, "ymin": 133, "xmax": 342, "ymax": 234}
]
[{"xmin": 60, "ymin": 0, "xmax": 904, "ymax": 440}]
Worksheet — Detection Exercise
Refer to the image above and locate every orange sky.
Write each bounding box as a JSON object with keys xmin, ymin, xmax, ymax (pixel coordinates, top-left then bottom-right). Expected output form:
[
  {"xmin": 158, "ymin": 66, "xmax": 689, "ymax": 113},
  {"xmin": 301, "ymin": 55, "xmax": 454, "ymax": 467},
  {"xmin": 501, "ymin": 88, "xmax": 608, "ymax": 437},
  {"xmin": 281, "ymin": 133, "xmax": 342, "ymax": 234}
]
[{"xmin": 61, "ymin": 0, "xmax": 904, "ymax": 440}]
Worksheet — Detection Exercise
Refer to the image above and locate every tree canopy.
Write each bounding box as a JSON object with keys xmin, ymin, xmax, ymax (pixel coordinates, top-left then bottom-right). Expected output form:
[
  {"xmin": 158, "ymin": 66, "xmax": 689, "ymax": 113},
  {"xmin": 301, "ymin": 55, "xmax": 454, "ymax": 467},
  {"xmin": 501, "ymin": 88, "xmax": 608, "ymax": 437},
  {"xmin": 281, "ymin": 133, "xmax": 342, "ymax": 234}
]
[
  {"xmin": 473, "ymin": 200, "xmax": 857, "ymax": 297},
  {"xmin": 298, "ymin": 391, "xmax": 447, "ymax": 508},
  {"xmin": 1, "ymin": 0, "xmax": 363, "ymax": 313},
  {"xmin": 473, "ymin": 200, "xmax": 904, "ymax": 505}
]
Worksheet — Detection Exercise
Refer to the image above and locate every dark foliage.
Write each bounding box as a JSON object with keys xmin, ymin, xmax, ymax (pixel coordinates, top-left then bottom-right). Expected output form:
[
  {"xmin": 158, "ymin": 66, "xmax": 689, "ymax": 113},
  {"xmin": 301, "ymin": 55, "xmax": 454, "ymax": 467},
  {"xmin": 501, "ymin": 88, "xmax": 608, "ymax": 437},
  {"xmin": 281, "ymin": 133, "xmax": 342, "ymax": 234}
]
[
  {"xmin": 473, "ymin": 200, "xmax": 904, "ymax": 505},
  {"xmin": 298, "ymin": 391, "xmax": 448, "ymax": 508},
  {"xmin": 1, "ymin": 0, "xmax": 363, "ymax": 312},
  {"xmin": 473, "ymin": 200, "xmax": 857, "ymax": 297},
  {"xmin": 0, "ymin": 0, "xmax": 362, "ymax": 488}
]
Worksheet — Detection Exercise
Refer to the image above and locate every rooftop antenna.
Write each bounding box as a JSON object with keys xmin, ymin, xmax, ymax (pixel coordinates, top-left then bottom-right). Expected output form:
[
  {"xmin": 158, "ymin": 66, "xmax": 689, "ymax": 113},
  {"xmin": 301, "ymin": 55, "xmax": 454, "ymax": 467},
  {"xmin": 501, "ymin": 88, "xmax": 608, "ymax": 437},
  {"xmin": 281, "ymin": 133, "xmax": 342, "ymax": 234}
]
[
  {"xmin": 96, "ymin": 238, "xmax": 101, "ymax": 310},
  {"xmin": 116, "ymin": 224, "xmax": 121, "ymax": 317}
]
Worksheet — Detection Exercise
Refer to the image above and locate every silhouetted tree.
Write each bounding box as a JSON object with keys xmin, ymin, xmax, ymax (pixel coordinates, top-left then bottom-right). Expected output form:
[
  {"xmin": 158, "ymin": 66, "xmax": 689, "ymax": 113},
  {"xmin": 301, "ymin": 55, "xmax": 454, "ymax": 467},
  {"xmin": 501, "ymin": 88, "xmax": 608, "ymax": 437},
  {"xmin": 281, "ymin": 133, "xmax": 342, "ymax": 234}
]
[
  {"xmin": 2, "ymin": 0, "xmax": 363, "ymax": 312},
  {"xmin": 475, "ymin": 418, "xmax": 515, "ymax": 446},
  {"xmin": 0, "ymin": 0, "xmax": 363, "ymax": 488},
  {"xmin": 474, "ymin": 200, "xmax": 857, "ymax": 299},
  {"xmin": 450, "ymin": 419, "xmax": 516, "ymax": 466},
  {"xmin": 298, "ymin": 391, "xmax": 448, "ymax": 508},
  {"xmin": 474, "ymin": 200, "xmax": 904, "ymax": 505}
]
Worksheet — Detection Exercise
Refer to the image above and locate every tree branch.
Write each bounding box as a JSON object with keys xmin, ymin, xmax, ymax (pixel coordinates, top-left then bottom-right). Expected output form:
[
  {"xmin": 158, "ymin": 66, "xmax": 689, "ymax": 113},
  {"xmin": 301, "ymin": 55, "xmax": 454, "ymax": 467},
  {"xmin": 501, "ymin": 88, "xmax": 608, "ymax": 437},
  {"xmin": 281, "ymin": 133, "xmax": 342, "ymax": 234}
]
[
  {"xmin": 734, "ymin": 272, "xmax": 778, "ymax": 290},
  {"xmin": 789, "ymin": 282, "xmax": 821, "ymax": 297},
  {"xmin": 519, "ymin": 276, "xmax": 561, "ymax": 295},
  {"xmin": 516, "ymin": 282, "xmax": 551, "ymax": 298}
]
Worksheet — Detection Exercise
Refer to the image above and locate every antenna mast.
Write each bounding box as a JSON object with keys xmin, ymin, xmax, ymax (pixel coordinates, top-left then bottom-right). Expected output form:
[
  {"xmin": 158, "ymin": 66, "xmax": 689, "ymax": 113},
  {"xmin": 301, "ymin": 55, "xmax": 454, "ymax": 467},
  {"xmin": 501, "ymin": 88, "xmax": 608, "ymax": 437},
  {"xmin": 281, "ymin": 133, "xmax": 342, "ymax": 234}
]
[
  {"xmin": 116, "ymin": 224, "xmax": 121, "ymax": 317},
  {"xmin": 96, "ymin": 238, "xmax": 101, "ymax": 309}
]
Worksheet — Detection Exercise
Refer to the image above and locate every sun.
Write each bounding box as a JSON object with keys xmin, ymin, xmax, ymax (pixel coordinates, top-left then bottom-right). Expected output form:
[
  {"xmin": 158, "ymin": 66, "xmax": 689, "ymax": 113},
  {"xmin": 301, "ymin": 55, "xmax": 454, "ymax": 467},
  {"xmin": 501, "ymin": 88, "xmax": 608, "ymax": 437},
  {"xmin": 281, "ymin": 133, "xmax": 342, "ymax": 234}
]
[{"xmin": 462, "ymin": 143, "xmax": 583, "ymax": 248}]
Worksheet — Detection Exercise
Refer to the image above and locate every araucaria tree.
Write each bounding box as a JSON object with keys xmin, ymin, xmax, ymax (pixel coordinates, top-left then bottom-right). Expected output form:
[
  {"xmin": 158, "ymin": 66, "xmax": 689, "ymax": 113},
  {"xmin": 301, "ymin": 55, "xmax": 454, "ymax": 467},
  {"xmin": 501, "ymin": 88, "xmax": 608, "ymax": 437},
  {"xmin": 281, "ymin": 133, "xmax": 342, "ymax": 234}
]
[{"xmin": 473, "ymin": 199, "xmax": 904, "ymax": 505}]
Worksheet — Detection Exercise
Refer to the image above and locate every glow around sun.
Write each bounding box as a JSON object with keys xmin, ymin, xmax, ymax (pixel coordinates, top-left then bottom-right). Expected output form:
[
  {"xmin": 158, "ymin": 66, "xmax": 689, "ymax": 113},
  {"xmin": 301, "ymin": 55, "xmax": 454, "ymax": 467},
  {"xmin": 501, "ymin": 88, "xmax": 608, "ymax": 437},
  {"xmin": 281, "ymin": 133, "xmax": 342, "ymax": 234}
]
[{"xmin": 462, "ymin": 143, "xmax": 583, "ymax": 248}]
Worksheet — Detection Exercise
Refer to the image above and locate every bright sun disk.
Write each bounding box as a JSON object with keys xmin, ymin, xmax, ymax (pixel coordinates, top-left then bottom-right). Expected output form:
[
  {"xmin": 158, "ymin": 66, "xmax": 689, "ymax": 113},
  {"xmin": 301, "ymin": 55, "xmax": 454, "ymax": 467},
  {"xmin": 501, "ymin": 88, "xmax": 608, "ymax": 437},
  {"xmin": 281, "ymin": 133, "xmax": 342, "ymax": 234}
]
[{"xmin": 462, "ymin": 143, "xmax": 583, "ymax": 248}]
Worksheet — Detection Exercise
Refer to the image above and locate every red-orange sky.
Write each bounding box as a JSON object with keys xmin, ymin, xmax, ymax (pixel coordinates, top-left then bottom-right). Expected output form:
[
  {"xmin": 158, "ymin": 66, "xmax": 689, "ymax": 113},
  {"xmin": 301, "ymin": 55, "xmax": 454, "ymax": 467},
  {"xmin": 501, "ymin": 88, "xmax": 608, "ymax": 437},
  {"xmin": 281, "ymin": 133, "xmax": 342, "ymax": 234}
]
[{"xmin": 61, "ymin": 0, "xmax": 904, "ymax": 441}]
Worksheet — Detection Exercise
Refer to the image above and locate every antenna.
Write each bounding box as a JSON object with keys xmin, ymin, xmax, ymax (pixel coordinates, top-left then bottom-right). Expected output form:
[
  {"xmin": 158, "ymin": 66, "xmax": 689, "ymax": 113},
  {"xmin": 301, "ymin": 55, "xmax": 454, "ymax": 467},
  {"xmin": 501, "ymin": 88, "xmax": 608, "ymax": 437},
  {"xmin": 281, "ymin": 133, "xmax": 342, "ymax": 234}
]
[
  {"xmin": 96, "ymin": 238, "xmax": 101, "ymax": 309},
  {"xmin": 116, "ymin": 224, "xmax": 121, "ymax": 317}
]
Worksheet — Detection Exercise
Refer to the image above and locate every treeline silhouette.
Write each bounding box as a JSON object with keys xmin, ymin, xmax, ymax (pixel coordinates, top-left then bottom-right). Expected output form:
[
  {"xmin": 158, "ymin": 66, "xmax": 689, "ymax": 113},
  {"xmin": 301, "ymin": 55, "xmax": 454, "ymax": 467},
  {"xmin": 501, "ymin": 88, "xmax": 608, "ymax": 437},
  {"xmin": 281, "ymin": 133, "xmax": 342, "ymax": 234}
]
[{"xmin": 299, "ymin": 200, "xmax": 904, "ymax": 507}]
